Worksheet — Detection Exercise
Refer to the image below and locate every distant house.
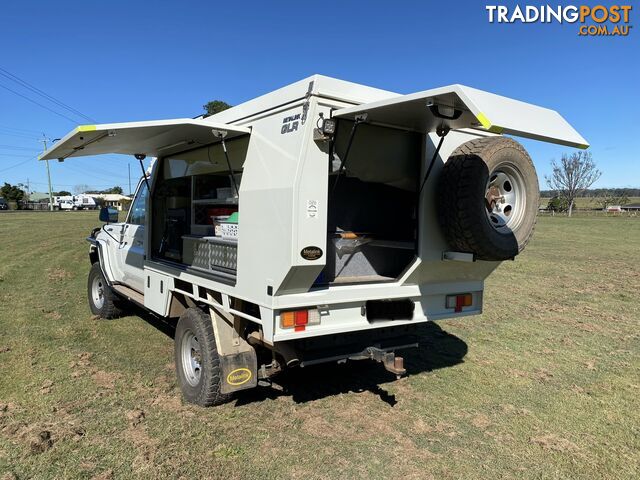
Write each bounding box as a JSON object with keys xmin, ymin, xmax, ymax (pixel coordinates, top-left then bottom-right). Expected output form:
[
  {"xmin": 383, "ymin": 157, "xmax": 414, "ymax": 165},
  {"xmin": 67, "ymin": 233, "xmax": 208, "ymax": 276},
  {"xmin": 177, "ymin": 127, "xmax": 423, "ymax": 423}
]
[
  {"xmin": 624, "ymin": 203, "xmax": 640, "ymax": 211},
  {"xmin": 91, "ymin": 193, "xmax": 132, "ymax": 211},
  {"xmin": 29, "ymin": 191, "xmax": 51, "ymax": 202}
]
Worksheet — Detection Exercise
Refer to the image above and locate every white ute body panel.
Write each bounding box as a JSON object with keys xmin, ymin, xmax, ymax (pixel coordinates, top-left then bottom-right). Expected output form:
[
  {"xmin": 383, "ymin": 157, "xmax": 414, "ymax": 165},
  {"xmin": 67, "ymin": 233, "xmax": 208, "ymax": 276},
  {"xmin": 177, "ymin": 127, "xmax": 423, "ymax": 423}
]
[{"xmin": 43, "ymin": 75, "xmax": 588, "ymax": 347}]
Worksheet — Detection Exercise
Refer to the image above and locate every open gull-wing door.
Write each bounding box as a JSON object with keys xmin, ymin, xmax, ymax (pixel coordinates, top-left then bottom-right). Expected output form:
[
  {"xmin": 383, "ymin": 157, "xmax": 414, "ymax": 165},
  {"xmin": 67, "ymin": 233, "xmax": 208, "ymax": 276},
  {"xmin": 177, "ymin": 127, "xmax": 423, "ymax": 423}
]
[
  {"xmin": 334, "ymin": 84, "xmax": 588, "ymax": 149},
  {"xmin": 39, "ymin": 118, "xmax": 251, "ymax": 161}
]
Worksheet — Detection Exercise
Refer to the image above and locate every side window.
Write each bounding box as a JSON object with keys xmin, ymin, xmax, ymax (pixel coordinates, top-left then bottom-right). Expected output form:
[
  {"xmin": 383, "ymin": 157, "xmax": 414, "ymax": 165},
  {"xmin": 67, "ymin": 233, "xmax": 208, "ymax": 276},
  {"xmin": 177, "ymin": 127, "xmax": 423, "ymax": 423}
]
[{"xmin": 128, "ymin": 183, "xmax": 148, "ymax": 226}]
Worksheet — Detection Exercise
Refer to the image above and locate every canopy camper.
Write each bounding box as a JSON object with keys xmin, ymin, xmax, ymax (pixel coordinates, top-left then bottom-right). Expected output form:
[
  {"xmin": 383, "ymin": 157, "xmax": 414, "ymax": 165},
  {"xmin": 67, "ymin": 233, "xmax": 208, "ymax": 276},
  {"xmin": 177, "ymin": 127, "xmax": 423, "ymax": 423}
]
[{"xmin": 41, "ymin": 75, "xmax": 588, "ymax": 406}]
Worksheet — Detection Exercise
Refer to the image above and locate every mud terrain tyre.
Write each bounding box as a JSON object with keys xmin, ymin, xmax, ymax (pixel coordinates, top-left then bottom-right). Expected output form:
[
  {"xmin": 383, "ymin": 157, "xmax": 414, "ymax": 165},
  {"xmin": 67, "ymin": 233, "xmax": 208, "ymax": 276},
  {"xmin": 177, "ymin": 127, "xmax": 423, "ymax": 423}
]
[
  {"xmin": 437, "ymin": 136, "xmax": 539, "ymax": 261},
  {"xmin": 87, "ymin": 262, "xmax": 122, "ymax": 318},
  {"xmin": 175, "ymin": 308, "xmax": 232, "ymax": 407}
]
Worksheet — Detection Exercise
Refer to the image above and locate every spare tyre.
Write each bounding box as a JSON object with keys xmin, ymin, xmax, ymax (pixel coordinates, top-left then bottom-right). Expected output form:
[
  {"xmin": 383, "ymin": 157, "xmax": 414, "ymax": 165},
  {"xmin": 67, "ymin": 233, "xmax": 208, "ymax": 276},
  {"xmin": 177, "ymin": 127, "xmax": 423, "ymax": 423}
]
[{"xmin": 437, "ymin": 136, "xmax": 539, "ymax": 261}]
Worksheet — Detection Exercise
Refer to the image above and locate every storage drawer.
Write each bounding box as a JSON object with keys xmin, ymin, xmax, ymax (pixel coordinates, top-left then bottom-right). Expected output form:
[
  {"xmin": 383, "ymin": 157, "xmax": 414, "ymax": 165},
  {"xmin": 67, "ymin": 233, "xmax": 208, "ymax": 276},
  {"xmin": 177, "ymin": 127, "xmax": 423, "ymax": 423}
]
[{"xmin": 183, "ymin": 236, "xmax": 237, "ymax": 272}]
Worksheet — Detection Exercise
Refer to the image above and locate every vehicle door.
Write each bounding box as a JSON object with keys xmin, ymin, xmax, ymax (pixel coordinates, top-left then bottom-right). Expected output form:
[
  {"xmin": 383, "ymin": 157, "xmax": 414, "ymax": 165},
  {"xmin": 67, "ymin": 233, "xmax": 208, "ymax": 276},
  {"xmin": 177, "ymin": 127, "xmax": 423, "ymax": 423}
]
[{"xmin": 116, "ymin": 181, "xmax": 148, "ymax": 293}]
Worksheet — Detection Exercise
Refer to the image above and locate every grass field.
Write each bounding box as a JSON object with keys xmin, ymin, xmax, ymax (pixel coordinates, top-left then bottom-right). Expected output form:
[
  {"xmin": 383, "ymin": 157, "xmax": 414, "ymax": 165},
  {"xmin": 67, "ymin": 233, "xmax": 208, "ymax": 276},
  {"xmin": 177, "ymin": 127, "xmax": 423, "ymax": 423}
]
[{"xmin": 1, "ymin": 212, "xmax": 638, "ymax": 479}]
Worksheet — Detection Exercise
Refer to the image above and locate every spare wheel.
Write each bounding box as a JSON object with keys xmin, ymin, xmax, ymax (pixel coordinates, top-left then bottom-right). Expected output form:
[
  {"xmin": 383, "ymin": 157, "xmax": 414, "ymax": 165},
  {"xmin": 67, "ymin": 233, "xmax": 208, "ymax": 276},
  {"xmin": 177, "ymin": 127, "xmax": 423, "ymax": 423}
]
[{"xmin": 437, "ymin": 136, "xmax": 539, "ymax": 261}]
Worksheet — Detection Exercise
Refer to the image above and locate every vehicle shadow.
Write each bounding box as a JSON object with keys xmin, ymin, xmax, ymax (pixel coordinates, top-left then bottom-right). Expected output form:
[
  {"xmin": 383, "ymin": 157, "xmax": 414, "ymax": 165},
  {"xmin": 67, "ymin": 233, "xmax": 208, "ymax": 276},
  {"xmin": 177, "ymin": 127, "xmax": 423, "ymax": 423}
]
[
  {"xmin": 130, "ymin": 307, "xmax": 468, "ymax": 407},
  {"xmin": 130, "ymin": 304, "xmax": 177, "ymax": 339},
  {"xmin": 235, "ymin": 321, "xmax": 468, "ymax": 407}
]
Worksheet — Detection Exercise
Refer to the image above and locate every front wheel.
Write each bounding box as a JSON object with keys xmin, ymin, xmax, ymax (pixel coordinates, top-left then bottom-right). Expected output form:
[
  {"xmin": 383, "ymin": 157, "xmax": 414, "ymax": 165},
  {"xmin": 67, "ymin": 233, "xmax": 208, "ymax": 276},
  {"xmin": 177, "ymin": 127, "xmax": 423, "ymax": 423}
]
[
  {"xmin": 87, "ymin": 263, "xmax": 122, "ymax": 318},
  {"xmin": 174, "ymin": 308, "xmax": 232, "ymax": 407}
]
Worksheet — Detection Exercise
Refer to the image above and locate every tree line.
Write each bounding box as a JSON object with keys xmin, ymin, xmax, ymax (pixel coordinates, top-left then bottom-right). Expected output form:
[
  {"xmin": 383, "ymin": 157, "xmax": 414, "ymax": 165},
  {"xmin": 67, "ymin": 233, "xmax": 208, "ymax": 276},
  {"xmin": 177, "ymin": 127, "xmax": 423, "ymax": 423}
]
[{"xmin": 540, "ymin": 188, "xmax": 640, "ymax": 198}]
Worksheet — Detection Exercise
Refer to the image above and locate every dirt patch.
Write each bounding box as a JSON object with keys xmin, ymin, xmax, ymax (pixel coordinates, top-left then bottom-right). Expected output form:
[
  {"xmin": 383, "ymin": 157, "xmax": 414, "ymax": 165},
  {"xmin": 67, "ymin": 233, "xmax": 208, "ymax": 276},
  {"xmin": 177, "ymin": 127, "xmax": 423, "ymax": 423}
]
[
  {"xmin": 122, "ymin": 414, "xmax": 160, "ymax": 475},
  {"xmin": 0, "ymin": 404, "xmax": 85, "ymax": 456},
  {"xmin": 530, "ymin": 434, "xmax": 579, "ymax": 452},
  {"xmin": 126, "ymin": 409, "xmax": 146, "ymax": 427},
  {"xmin": 45, "ymin": 311, "xmax": 62, "ymax": 320},
  {"xmin": 90, "ymin": 470, "xmax": 114, "ymax": 480},
  {"xmin": 532, "ymin": 368, "xmax": 554, "ymax": 382},
  {"xmin": 0, "ymin": 346, "xmax": 10, "ymax": 353},
  {"xmin": 46, "ymin": 267, "xmax": 72, "ymax": 281},
  {"xmin": 92, "ymin": 370, "xmax": 119, "ymax": 390},
  {"xmin": 28, "ymin": 430, "xmax": 54, "ymax": 454},
  {"xmin": 471, "ymin": 414, "xmax": 491, "ymax": 429},
  {"xmin": 40, "ymin": 379, "xmax": 54, "ymax": 395},
  {"xmin": 500, "ymin": 404, "xmax": 532, "ymax": 416}
]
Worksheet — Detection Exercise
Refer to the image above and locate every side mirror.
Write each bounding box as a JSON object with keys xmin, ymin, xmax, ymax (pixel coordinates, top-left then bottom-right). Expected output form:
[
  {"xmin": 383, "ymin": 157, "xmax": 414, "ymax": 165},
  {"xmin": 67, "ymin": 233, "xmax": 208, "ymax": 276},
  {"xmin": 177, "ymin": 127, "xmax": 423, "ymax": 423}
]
[{"xmin": 99, "ymin": 206, "xmax": 119, "ymax": 223}]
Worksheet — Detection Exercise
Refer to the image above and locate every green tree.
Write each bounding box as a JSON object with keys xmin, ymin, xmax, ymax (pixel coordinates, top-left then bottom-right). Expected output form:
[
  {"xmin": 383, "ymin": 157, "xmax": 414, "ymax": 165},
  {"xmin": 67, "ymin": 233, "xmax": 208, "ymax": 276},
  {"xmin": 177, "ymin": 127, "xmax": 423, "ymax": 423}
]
[
  {"xmin": 0, "ymin": 182, "xmax": 26, "ymax": 202},
  {"xmin": 53, "ymin": 190, "xmax": 72, "ymax": 196},
  {"xmin": 547, "ymin": 196, "xmax": 569, "ymax": 213},
  {"xmin": 203, "ymin": 100, "xmax": 232, "ymax": 116}
]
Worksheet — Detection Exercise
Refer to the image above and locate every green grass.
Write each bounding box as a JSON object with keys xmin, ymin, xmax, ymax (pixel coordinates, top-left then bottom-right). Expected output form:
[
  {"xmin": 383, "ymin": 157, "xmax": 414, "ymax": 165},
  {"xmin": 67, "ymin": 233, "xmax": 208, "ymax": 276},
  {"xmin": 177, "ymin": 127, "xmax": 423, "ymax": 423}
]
[{"xmin": 1, "ymin": 212, "xmax": 639, "ymax": 479}]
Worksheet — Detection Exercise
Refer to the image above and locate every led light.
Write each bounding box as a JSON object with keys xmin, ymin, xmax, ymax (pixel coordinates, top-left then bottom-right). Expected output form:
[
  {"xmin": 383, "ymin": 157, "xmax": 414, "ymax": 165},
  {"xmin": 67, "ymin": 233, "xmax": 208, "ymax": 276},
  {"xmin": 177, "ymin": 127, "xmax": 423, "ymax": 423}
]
[
  {"xmin": 322, "ymin": 119, "xmax": 337, "ymax": 135},
  {"xmin": 446, "ymin": 294, "xmax": 473, "ymax": 312},
  {"xmin": 294, "ymin": 310, "xmax": 308, "ymax": 326},
  {"xmin": 307, "ymin": 308, "xmax": 321, "ymax": 326},
  {"xmin": 280, "ymin": 308, "xmax": 322, "ymax": 330},
  {"xmin": 281, "ymin": 311, "xmax": 295, "ymax": 328}
]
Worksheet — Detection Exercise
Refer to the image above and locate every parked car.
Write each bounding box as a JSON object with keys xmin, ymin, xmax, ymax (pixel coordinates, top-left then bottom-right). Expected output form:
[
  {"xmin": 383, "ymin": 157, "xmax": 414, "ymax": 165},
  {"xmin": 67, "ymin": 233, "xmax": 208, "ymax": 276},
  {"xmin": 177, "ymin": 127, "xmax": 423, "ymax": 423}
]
[
  {"xmin": 0, "ymin": 197, "xmax": 8, "ymax": 210},
  {"xmin": 52, "ymin": 194, "xmax": 97, "ymax": 210}
]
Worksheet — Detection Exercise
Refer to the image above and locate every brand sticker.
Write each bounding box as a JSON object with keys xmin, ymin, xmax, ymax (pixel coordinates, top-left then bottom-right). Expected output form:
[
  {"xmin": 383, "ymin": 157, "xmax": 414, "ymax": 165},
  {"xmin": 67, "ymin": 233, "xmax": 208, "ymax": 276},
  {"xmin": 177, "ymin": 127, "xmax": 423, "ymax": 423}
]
[
  {"xmin": 306, "ymin": 199, "xmax": 318, "ymax": 218},
  {"xmin": 226, "ymin": 368, "xmax": 252, "ymax": 386},
  {"xmin": 281, "ymin": 113, "xmax": 301, "ymax": 134},
  {"xmin": 301, "ymin": 246, "xmax": 323, "ymax": 261}
]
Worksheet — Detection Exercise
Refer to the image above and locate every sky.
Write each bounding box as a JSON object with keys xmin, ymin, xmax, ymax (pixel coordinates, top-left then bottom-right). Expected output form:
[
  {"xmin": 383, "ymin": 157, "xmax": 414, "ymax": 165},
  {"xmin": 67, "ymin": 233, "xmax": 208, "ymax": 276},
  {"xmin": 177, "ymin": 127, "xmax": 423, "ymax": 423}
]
[{"xmin": 0, "ymin": 0, "xmax": 638, "ymax": 195}]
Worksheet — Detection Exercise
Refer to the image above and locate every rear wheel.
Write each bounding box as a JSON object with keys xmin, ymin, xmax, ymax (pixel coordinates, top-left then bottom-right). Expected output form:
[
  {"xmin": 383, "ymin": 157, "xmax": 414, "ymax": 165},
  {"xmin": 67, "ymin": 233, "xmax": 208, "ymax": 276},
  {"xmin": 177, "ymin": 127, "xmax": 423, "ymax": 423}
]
[
  {"xmin": 437, "ymin": 136, "xmax": 539, "ymax": 260},
  {"xmin": 174, "ymin": 308, "xmax": 232, "ymax": 407},
  {"xmin": 87, "ymin": 262, "xmax": 122, "ymax": 318}
]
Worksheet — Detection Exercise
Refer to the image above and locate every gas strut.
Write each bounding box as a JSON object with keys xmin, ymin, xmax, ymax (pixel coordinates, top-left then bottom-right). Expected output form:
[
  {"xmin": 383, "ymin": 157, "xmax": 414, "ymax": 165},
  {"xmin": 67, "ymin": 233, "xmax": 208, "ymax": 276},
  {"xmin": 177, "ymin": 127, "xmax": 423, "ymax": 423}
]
[
  {"xmin": 331, "ymin": 113, "xmax": 368, "ymax": 195},
  {"xmin": 418, "ymin": 124, "xmax": 450, "ymax": 195},
  {"xmin": 134, "ymin": 153, "xmax": 151, "ymax": 191},
  {"xmin": 212, "ymin": 129, "xmax": 240, "ymax": 198}
]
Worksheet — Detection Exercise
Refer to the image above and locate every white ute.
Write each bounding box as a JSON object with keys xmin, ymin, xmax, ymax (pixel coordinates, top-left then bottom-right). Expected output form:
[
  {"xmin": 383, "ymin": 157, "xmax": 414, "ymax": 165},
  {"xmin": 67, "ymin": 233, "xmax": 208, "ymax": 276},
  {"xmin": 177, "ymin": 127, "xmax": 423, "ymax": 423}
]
[{"xmin": 41, "ymin": 75, "xmax": 588, "ymax": 406}]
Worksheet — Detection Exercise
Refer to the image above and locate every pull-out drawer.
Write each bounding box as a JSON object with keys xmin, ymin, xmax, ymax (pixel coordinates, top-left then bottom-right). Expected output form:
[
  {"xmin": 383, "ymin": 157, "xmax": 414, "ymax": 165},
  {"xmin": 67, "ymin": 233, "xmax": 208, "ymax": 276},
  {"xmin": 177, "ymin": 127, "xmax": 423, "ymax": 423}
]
[{"xmin": 182, "ymin": 235, "xmax": 238, "ymax": 273}]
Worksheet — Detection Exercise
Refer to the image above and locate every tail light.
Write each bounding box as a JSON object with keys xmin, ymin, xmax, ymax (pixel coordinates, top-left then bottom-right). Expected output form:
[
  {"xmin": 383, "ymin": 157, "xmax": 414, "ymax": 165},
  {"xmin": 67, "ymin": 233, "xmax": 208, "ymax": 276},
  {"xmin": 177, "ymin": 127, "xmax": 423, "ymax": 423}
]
[
  {"xmin": 280, "ymin": 308, "xmax": 321, "ymax": 331},
  {"xmin": 446, "ymin": 293, "xmax": 473, "ymax": 313}
]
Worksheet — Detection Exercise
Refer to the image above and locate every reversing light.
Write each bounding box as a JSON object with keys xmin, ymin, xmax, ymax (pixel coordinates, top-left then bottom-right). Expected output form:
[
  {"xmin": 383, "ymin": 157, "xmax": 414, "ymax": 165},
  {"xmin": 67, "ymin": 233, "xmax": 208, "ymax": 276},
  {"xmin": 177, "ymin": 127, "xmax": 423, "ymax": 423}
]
[
  {"xmin": 446, "ymin": 293, "xmax": 473, "ymax": 313},
  {"xmin": 280, "ymin": 308, "xmax": 321, "ymax": 331}
]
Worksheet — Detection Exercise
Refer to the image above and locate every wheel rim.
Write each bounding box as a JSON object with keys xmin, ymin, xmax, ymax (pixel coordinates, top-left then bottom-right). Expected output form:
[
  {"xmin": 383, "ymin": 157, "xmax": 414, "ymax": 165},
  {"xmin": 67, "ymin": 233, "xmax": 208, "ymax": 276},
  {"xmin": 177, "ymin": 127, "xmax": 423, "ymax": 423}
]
[
  {"xmin": 91, "ymin": 276, "xmax": 105, "ymax": 310},
  {"xmin": 484, "ymin": 164, "xmax": 526, "ymax": 233},
  {"xmin": 180, "ymin": 330, "xmax": 202, "ymax": 387}
]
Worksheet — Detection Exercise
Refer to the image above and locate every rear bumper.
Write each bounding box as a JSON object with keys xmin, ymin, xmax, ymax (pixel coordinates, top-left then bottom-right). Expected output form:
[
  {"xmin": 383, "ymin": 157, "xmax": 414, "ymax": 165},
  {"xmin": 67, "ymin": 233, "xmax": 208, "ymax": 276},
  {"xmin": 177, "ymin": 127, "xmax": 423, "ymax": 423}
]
[
  {"xmin": 271, "ymin": 288, "xmax": 482, "ymax": 342},
  {"xmin": 277, "ymin": 322, "xmax": 424, "ymax": 368}
]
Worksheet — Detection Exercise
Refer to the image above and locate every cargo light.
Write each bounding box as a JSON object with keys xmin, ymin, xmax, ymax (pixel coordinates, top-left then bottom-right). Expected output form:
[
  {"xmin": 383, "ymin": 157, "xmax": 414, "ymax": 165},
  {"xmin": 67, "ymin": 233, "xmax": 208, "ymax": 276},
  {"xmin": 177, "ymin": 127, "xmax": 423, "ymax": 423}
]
[
  {"xmin": 280, "ymin": 308, "xmax": 321, "ymax": 332},
  {"xmin": 446, "ymin": 293, "xmax": 473, "ymax": 313}
]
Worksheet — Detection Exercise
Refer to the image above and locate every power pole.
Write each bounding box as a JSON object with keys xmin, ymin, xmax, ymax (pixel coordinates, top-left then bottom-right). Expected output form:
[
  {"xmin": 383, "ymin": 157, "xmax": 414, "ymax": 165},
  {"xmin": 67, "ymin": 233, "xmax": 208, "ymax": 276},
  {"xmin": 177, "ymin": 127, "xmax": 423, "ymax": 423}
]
[
  {"xmin": 41, "ymin": 135, "xmax": 53, "ymax": 211},
  {"xmin": 128, "ymin": 162, "xmax": 131, "ymax": 196}
]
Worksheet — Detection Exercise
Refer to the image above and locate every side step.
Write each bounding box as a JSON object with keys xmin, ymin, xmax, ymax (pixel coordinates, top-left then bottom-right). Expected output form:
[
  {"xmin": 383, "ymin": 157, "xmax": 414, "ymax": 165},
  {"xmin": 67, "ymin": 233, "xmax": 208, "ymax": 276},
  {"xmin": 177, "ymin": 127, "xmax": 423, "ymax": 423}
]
[{"xmin": 112, "ymin": 284, "xmax": 144, "ymax": 307}]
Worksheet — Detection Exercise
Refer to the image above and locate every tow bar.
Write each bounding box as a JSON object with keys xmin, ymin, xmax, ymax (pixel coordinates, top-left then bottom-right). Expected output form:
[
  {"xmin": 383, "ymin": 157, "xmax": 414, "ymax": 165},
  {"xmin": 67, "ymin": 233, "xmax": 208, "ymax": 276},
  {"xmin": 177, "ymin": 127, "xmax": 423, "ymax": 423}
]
[{"xmin": 354, "ymin": 347, "xmax": 407, "ymax": 379}]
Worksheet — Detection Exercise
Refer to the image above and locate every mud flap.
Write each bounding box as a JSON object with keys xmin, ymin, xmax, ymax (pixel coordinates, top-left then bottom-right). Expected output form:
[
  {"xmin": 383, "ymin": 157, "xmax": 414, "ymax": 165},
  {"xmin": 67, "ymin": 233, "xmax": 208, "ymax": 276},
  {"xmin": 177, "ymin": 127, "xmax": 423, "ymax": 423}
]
[
  {"xmin": 208, "ymin": 300, "xmax": 259, "ymax": 394},
  {"xmin": 219, "ymin": 350, "xmax": 258, "ymax": 394}
]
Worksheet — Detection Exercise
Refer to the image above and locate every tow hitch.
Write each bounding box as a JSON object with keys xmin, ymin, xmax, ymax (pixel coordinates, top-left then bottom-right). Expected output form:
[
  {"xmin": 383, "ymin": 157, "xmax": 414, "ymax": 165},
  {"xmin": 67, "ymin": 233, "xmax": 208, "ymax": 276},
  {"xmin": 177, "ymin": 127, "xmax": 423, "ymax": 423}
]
[{"xmin": 352, "ymin": 347, "xmax": 406, "ymax": 379}]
